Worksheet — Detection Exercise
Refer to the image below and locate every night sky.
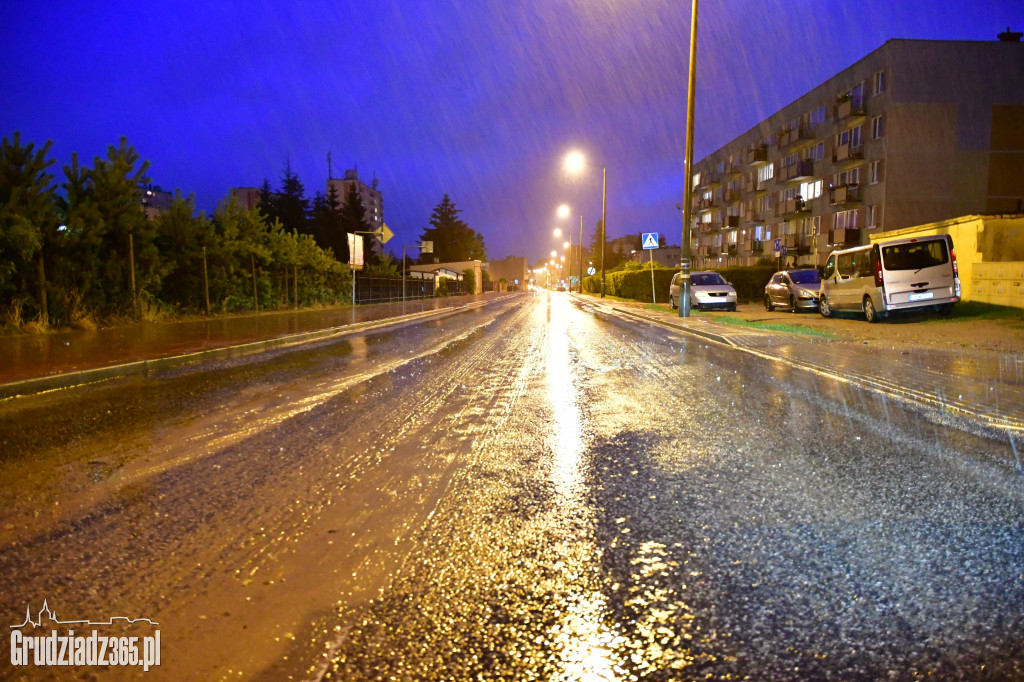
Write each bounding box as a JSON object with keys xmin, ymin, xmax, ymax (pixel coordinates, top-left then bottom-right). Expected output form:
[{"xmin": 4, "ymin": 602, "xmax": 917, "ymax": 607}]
[{"xmin": 2, "ymin": 1, "xmax": 1019, "ymax": 262}]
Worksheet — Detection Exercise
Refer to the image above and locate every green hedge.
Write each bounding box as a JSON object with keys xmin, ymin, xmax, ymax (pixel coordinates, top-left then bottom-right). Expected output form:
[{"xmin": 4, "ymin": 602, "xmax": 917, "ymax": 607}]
[{"xmin": 583, "ymin": 264, "xmax": 778, "ymax": 303}]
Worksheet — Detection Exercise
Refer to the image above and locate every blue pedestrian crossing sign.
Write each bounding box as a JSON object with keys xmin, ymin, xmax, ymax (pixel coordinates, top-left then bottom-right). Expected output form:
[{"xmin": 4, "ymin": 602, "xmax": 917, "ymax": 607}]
[{"xmin": 642, "ymin": 232, "xmax": 659, "ymax": 249}]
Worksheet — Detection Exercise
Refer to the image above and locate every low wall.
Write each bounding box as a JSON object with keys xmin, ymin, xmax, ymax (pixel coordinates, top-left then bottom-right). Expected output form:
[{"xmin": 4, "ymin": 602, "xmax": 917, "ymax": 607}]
[{"xmin": 970, "ymin": 262, "xmax": 1024, "ymax": 308}]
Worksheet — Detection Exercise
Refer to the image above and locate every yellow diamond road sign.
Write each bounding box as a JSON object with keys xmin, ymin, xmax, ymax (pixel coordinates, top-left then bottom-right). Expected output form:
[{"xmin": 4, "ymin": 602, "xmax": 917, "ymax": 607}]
[{"xmin": 379, "ymin": 223, "xmax": 394, "ymax": 244}]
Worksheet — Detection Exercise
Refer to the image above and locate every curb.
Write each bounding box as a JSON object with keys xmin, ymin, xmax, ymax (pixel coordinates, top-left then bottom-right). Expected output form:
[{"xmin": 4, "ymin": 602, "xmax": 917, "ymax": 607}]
[{"xmin": 0, "ymin": 301, "xmax": 491, "ymax": 401}]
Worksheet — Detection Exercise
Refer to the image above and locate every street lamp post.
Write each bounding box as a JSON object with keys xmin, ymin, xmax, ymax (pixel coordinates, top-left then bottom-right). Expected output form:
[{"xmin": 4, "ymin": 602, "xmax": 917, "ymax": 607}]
[
  {"xmin": 679, "ymin": 0, "xmax": 699, "ymax": 318},
  {"xmin": 578, "ymin": 214, "xmax": 584, "ymax": 293},
  {"xmin": 564, "ymin": 151, "xmax": 608, "ymax": 298}
]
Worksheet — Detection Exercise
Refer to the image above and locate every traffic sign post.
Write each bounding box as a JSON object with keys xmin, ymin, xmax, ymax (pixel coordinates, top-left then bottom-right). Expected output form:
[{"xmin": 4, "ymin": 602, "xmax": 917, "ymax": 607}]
[{"xmin": 642, "ymin": 232, "xmax": 659, "ymax": 304}]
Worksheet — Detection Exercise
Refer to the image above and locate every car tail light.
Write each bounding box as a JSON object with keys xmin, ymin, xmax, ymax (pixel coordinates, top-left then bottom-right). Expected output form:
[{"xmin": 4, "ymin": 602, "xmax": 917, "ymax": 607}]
[
  {"xmin": 950, "ymin": 245, "xmax": 959, "ymax": 277},
  {"xmin": 874, "ymin": 258, "xmax": 883, "ymax": 287}
]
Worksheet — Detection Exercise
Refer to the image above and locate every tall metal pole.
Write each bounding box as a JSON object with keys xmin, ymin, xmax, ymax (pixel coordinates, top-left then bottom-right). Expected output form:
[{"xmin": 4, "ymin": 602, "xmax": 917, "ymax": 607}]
[
  {"xmin": 567, "ymin": 233, "xmax": 572, "ymax": 292},
  {"xmin": 600, "ymin": 166, "xmax": 607, "ymax": 298},
  {"xmin": 679, "ymin": 0, "xmax": 699, "ymax": 318},
  {"xmin": 578, "ymin": 214, "xmax": 584, "ymax": 293}
]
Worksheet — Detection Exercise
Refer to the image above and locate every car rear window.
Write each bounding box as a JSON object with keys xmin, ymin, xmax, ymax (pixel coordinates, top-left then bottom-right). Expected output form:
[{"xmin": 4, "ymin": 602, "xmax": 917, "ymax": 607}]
[
  {"xmin": 788, "ymin": 270, "xmax": 820, "ymax": 284},
  {"xmin": 882, "ymin": 240, "xmax": 949, "ymax": 271},
  {"xmin": 692, "ymin": 273, "xmax": 726, "ymax": 285}
]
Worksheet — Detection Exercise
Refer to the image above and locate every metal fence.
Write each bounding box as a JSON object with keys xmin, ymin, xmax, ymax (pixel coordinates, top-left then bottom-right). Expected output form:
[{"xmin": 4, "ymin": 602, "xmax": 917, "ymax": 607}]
[{"xmin": 353, "ymin": 276, "xmax": 467, "ymax": 304}]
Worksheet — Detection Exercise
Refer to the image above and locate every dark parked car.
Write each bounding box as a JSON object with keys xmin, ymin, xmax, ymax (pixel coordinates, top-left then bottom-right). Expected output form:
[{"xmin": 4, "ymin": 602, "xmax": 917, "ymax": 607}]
[{"xmin": 764, "ymin": 269, "xmax": 821, "ymax": 312}]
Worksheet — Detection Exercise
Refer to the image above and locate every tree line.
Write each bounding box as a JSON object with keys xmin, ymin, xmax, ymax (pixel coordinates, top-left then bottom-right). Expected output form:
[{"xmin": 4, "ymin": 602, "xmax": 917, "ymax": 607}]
[{"xmin": 0, "ymin": 132, "xmax": 487, "ymax": 330}]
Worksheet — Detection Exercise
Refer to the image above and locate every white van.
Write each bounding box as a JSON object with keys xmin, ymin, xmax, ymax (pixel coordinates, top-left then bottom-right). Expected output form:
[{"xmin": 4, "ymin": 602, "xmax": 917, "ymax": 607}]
[{"xmin": 819, "ymin": 234, "xmax": 960, "ymax": 322}]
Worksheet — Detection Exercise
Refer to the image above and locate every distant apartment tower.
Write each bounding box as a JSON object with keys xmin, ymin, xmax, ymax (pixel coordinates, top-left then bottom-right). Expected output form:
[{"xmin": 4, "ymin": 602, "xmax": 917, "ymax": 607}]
[
  {"xmin": 138, "ymin": 184, "xmax": 173, "ymax": 219},
  {"xmin": 230, "ymin": 187, "xmax": 261, "ymax": 211},
  {"xmin": 688, "ymin": 36, "xmax": 1024, "ymax": 269},
  {"xmin": 327, "ymin": 168, "xmax": 384, "ymax": 255}
]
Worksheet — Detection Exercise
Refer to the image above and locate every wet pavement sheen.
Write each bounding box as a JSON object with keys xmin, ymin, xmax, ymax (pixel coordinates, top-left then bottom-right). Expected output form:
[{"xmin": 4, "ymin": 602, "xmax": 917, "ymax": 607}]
[{"xmin": 1, "ymin": 292, "xmax": 1022, "ymax": 680}]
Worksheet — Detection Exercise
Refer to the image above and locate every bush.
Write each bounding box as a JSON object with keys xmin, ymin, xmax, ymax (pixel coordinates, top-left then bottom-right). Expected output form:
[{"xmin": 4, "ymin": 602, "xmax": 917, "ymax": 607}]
[{"xmin": 584, "ymin": 264, "xmax": 778, "ymax": 303}]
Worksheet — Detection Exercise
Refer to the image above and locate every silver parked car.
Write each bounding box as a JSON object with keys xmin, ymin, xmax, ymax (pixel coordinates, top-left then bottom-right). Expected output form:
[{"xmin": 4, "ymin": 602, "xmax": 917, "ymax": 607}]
[
  {"xmin": 764, "ymin": 268, "xmax": 821, "ymax": 312},
  {"xmin": 669, "ymin": 271, "xmax": 737, "ymax": 311}
]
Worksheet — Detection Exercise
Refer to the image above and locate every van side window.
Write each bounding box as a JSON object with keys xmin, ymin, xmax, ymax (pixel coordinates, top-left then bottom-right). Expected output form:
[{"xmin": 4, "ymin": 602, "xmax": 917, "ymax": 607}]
[
  {"xmin": 837, "ymin": 254, "xmax": 856, "ymax": 278},
  {"xmin": 824, "ymin": 256, "xmax": 836, "ymax": 279},
  {"xmin": 857, "ymin": 253, "xmax": 874, "ymax": 278}
]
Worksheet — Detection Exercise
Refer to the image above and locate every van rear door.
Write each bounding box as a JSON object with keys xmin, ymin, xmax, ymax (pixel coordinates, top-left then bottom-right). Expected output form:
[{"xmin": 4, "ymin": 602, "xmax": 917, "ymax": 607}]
[{"xmin": 878, "ymin": 236, "xmax": 958, "ymax": 310}]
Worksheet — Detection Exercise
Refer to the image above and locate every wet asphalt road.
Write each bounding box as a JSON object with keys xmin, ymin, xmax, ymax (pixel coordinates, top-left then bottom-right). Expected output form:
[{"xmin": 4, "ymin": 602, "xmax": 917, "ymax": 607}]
[{"xmin": 1, "ymin": 291, "xmax": 1022, "ymax": 681}]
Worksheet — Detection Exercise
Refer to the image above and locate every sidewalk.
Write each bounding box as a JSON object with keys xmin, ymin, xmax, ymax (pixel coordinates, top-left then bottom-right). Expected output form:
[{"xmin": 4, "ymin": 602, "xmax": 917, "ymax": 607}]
[
  {"xmin": 0, "ymin": 292, "xmax": 515, "ymax": 397},
  {"xmin": 579, "ymin": 294, "xmax": 1024, "ymax": 434}
]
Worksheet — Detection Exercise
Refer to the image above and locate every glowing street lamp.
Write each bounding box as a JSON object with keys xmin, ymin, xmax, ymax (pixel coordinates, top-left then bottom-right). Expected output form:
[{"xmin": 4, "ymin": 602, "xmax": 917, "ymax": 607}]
[{"xmin": 564, "ymin": 151, "xmax": 607, "ymax": 297}]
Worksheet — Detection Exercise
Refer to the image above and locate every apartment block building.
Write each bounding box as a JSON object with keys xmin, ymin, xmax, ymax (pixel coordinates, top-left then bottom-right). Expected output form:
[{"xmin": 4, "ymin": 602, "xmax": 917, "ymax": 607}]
[
  {"xmin": 689, "ymin": 36, "xmax": 1024, "ymax": 269},
  {"xmin": 327, "ymin": 168, "xmax": 384, "ymax": 252}
]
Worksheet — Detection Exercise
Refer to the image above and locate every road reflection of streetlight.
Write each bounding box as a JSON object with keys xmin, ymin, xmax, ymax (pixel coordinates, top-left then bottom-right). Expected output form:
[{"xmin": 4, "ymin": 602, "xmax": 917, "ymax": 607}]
[{"xmin": 564, "ymin": 151, "xmax": 607, "ymax": 298}]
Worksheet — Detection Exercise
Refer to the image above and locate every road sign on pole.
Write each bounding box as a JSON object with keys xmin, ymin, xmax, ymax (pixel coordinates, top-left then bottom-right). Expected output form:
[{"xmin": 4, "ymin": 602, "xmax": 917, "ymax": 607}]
[{"xmin": 642, "ymin": 232, "xmax": 659, "ymax": 250}]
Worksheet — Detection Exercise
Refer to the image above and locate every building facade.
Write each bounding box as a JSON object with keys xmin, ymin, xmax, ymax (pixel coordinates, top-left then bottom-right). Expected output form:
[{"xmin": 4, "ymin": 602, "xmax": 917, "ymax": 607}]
[
  {"xmin": 327, "ymin": 168, "xmax": 384, "ymax": 254},
  {"xmin": 689, "ymin": 37, "xmax": 1024, "ymax": 269},
  {"xmin": 229, "ymin": 187, "xmax": 260, "ymax": 211}
]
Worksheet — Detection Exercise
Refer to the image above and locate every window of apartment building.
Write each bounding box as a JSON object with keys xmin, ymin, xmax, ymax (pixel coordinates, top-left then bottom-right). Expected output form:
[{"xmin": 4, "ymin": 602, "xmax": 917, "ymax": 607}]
[
  {"xmin": 873, "ymin": 71, "xmax": 886, "ymax": 95},
  {"xmin": 757, "ymin": 163, "xmax": 774, "ymax": 183},
  {"xmin": 701, "ymin": 189, "xmax": 713, "ymax": 202},
  {"xmin": 692, "ymin": 171, "xmax": 701, "ymax": 188},
  {"xmin": 727, "ymin": 203, "xmax": 741, "ymax": 218},
  {"xmin": 835, "ymin": 209, "xmax": 859, "ymax": 230},
  {"xmin": 867, "ymin": 205, "xmax": 879, "ymax": 228},
  {"xmin": 844, "ymin": 82, "xmax": 865, "ymax": 105},
  {"xmin": 728, "ymin": 230, "xmax": 738, "ymax": 245},
  {"xmin": 805, "ymin": 215, "xmax": 822, "ymax": 236},
  {"xmin": 759, "ymin": 194, "xmax": 774, "ymax": 212},
  {"xmin": 868, "ymin": 160, "xmax": 882, "ymax": 184},
  {"xmin": 800, "ymin": 179, "xmax": 823, "ymax": 200},
  {"xmin": 838, "ymin": 125, "xmax": 863, "ymax": 148},
  {"xmin": 701, "ymin": 212, "xmax": 713, "ymax": 225},
  {"xmin": 754, "ymin": 225, "xmax": 765, "ymax": 240},
  {"xmin": 807, "ymin": 141, "xmax": 825, "ymax": 162},
  {"xmin": 783, "ymin": 152, "xmax": 799, "ymax": 167},
  {"xmin": 809, "ymin": 104, "xmax": 826, "ymax": 127},
  {"xmin": 836, "ymin": 167, "xmax": 860, "ymax": 187},
  {"xmin": 782, "ymin": 187, "xmax": 800, "ymax": 202},
  {"xmin": 716, "ymin": 161, "xmax": 725, "ymax": 174},
  {"xmin": 871, "ymin": 115, "xmax": 884, "ymax": 139}
]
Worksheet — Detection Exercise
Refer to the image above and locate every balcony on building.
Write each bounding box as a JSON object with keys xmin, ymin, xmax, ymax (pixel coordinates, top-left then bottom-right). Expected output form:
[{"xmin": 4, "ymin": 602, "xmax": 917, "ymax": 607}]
[
  {"xmin": 829, "ymin": 184, "xmax": 861, "ymax": 205},
  {"xmin": 832, "ymin": 143, "xmax": 864, "ymax": 164},
  {"xmin": 776, "ymin": 197, "xmax": 809, "ymax": 217},
  {"xmin": 697, "ymin": 170, "xmax": 722, "ymax": 189},
  {"xmin": 694, "ymin": 196, "xmax": 716, "ymax": 211},
  {"xmin": 779, "ymin": 159, "xmax": 815, "ymax": 182},
  {"xmin": 830, "ymin": 227, "xmax": 861, "ymax": 246},
  {"xmin": 724, "ymin": 187, "xmax": 741, "ymax": 202},
  {"xmin": 746, "ymin": 210, "xmax": 764, "ymax": 223},
  {"xmin": 836, "ymin": 96, "xmax": 866, "ymax": 122},
  {"xmin": 746, "ymin": 144, "xmax": 768, "ymax": 166},
  {"xmin": 776, "ymin": 125, "xmax": 814, "ymax": 149}
]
